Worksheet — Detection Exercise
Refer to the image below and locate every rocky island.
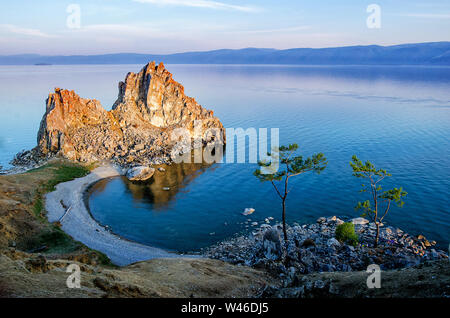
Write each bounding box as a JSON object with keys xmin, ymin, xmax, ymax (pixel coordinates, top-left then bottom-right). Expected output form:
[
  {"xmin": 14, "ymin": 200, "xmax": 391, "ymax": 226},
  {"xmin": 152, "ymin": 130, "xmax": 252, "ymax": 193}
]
[{"xmin": 12, "ymin": 61, "xmax": 225, "ymax": 168}]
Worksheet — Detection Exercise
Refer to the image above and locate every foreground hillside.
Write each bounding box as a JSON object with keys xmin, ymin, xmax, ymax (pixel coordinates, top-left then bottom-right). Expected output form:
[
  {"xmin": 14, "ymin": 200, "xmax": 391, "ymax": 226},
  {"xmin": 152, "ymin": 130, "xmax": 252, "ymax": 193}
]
[
  {"xmin": 0, "ymin": 251, "xmax": 272, "ymax": 298},
  {"xmin": 0, "ymin": 160, "xmax": 448, "ymax": 298},
  {"xmin": 264, "ymin": 259, "xmax": 449, "ymax": 298},
  {"xmin": 0, "ymin": 160, "xmax": 273, "ymax": 297},
  {"xmin": 1, "ymin": 248, "xmax": 448, "ymax": 298}
]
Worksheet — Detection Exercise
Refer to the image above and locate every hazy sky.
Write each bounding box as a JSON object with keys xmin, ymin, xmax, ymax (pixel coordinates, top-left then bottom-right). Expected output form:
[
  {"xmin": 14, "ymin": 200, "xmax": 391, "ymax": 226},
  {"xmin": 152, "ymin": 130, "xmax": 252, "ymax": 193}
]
[{"xmin": 0, "ymin": 0, "xmax": 449, "ymax": 55}]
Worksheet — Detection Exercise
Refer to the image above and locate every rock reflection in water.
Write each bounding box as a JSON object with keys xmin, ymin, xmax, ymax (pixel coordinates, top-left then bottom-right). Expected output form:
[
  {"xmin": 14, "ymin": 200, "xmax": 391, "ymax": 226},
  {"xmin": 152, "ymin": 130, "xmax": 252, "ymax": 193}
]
[
  {"xmin": 125, "ymin": 161, "xmax": 217, "ymax": 209},
  {"xmin": 89, "ymin": 159, "xmax": 217, "ymax": 211}
]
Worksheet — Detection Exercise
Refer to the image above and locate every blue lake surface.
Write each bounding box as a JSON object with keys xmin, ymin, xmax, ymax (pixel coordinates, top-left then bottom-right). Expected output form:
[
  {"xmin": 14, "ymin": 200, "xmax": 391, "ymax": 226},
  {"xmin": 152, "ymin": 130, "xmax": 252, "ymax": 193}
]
[{"xmin": 0, "ymin": 64, "xmax": 449, "ymax": 252}]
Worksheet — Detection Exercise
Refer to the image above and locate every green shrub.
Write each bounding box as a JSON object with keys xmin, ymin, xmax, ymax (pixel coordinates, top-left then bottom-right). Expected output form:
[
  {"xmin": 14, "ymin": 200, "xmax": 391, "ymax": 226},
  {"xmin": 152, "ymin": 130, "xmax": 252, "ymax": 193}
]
[
  {"xmin": 44, "ymin": 164, "xmax": 91, "ymax": 192},
  {"xmin": 335, "ymin": 222, "xmax": 359, "ymax": 247},
  {"xmin": 22, "ymin": 225, "xmax": 82, "ymax": 254},
  {"xmin": 32, "ymin": 196, "xmax": 44, "ymax": 217}
]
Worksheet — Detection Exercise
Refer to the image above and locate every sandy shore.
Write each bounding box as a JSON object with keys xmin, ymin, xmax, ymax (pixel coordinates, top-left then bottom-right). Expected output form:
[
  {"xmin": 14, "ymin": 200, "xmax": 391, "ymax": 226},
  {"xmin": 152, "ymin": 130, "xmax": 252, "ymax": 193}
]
[{"xmin": 45, "ymin": 164, "xmax": 191, "ymax": 266}]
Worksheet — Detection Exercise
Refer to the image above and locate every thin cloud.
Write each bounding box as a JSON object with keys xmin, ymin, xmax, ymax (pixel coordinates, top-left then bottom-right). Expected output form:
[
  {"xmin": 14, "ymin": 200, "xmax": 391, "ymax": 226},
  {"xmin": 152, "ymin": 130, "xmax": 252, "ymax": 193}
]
[
  {"xmin": 238, "ymin": 26, "xmax": 311, "ymax": 34},
  {"xmin": 133, "ymin": 0, "xmax": 259, "ymax": 12},
  {"xmin": 0, "ymin": 24, "xmax": 57, "ymax": 38},
  {"xmin": 65, "ymin": 23, "xmax": 177, "ymax": 40},
  {"xmin": 81, "ymin": 24, "xmax": 158, "ymax": 33},
  {"xmin": 400, "ymin": 13, "xmax": 450, "ymax": 19}
]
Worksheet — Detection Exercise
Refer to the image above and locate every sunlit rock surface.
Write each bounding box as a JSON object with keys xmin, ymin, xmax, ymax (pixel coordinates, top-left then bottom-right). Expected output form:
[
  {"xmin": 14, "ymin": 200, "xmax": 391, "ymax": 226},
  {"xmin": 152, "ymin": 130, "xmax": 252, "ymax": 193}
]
[{"xmin": 18, "ymin": 62, "xmax": 225, "ymax": 167}]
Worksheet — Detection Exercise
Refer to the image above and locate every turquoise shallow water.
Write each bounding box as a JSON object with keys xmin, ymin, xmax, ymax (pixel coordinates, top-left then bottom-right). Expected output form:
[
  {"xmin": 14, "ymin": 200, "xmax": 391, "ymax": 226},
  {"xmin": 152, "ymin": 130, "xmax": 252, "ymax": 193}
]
[{"xmin": 1, "ymin": 64, "xmax": 449, "ymax": 252}]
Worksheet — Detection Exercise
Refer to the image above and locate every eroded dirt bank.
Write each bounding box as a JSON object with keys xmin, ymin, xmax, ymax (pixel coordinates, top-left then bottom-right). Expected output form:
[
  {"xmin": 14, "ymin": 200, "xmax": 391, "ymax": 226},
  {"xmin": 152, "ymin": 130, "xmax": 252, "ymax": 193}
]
[{"xmin": 0, "ymin": 250, "xmax": 272, "ymax": 298}]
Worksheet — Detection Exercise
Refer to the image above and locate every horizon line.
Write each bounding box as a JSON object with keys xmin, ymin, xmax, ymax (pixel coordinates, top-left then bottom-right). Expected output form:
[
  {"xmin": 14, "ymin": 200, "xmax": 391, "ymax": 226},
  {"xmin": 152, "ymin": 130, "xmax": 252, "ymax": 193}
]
[{"xmin": 2, "ymin": 41, "xmax": 449, "ymax": 57}]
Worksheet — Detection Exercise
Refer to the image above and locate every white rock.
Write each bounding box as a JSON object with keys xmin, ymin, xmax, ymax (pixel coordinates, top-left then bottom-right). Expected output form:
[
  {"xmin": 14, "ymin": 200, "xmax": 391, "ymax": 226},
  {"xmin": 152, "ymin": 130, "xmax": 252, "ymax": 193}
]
[
  {"xmin": 243, "ymin": 208, "xmax": 255, "ymax": 216},
  {"xmin": 126, "ymin": 166, "xmax": 155, "ymax": 181},
  {"xmin": 351, "ymin": 217, "xmax": 369, "ymax": 225}
]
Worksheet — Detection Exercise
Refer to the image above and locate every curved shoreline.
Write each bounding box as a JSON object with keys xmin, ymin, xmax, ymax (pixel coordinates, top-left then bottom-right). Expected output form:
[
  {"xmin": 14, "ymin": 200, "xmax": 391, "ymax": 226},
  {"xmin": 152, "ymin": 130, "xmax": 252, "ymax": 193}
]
[{"xmin": 45, "ymin": 164, "xmax": 194, "ymax": 266}]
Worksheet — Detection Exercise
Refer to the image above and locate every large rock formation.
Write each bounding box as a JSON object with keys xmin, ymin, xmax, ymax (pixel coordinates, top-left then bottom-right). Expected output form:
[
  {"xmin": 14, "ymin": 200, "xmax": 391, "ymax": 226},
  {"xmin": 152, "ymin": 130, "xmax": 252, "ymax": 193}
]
[
  {"xmin": 37, "ymin": 88, "xmax": 123, "ymax": 163},
  {"xmin": 16, "ymin": 62, "xmax": 225, "ymax": 166}
]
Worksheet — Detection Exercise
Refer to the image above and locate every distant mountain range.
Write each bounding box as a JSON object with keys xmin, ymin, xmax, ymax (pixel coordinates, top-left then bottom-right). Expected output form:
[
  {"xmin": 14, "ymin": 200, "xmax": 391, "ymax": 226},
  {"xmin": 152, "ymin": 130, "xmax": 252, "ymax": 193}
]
[{"xmin": 1, "ymin": 42, "xmax": 450, "ymax": 65}]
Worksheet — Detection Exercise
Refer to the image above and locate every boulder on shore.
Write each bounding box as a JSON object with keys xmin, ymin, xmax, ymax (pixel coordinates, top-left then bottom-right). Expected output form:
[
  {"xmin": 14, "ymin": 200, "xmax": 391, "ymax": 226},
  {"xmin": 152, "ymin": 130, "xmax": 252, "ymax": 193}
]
[
  {"xmin": 351, "ymin": 217, "xmax": 369, "ymax": 225},
  {"xmin": 126, "ymin": 166, "xmax": 155, "ymax": 181},
  {"xmin": 262, "ymin": 228, "xmax": 282, "ymax": 260}
]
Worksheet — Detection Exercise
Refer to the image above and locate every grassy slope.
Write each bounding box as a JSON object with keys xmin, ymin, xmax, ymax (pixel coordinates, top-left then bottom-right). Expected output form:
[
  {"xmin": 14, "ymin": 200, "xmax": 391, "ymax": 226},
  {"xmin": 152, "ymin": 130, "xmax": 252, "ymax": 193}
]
[
  {"xmin": 0, "ymin": 160, "xmax": 110, "ymax": 261},
  {"xmin": 0, "ymin": 159, "xmax": 274, "ymax": 298}
]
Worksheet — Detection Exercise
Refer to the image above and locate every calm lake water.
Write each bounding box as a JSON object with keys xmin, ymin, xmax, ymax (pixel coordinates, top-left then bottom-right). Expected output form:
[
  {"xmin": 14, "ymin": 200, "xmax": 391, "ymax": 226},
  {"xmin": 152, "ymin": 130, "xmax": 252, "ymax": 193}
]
[{"xmin": 0, "ymin": 64, "xmax": 449, "ymax": 252}]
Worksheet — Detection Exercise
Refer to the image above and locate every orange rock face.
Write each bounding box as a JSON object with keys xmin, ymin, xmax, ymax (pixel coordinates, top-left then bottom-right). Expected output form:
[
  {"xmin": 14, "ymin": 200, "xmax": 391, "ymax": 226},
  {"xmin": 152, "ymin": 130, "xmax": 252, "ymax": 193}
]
[
  {"xmin": 112, "ymin": 62, "xmax": 220, "ymax": 134},
  {"xmin": 33, "ymin": 62, "xmax": 225, "ymax": 165}
]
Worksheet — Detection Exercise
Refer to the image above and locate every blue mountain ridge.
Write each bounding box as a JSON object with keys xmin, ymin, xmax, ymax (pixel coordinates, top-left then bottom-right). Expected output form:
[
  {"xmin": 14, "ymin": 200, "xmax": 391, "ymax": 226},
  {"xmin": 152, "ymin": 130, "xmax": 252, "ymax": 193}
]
[{"xmin": 1, "ymin": 42, "xmax": 449, "ymax": 65}]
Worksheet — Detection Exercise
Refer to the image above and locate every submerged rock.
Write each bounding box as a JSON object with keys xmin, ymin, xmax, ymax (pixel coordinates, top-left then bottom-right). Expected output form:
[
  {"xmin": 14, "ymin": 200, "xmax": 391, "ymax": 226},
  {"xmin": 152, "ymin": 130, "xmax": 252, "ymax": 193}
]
[
  {"xmin": 243, "ymin": 208, "xmax": 255, "ymax": 216},
  {"xmin": 126, "ymin": 166, "xmax": 155, "ymax": 181},
  {"xmin": 14, "ymin": 62, "xmax": 225, "ymax": 167}
]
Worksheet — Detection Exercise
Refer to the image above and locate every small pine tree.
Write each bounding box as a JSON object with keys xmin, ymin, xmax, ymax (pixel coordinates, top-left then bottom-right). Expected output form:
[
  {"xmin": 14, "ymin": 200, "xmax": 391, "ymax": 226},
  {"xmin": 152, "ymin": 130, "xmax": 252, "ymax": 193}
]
[
  {"xmin": 254, "ymin": 144, "xmax": 327, "ymax": 243},
  {"xmin": 350, "ymin": 155, "xmax": 407, "ymax": 247}
]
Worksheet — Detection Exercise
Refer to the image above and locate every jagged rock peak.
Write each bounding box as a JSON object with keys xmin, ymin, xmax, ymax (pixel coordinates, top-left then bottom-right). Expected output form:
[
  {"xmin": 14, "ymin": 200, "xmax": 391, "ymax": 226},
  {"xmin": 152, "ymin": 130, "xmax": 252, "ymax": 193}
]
[
  {"xmin": 112, "ymin": 61, "xmax": 218, "ymax": 131},
  {"xmin": 27, "ymin": 62, "xmax": 225, "ymax": 166}
]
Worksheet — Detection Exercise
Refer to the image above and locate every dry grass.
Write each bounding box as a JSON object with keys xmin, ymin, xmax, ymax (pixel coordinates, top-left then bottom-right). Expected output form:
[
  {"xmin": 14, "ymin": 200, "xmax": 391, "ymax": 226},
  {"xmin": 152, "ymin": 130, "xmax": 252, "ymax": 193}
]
[
  {"xmin": 0, "ymin": 159, "xmax": 105, "ymax": 257},
  {"xmin": 0, "ymin": 159, "xmax": 275, "ymax": 298}
]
